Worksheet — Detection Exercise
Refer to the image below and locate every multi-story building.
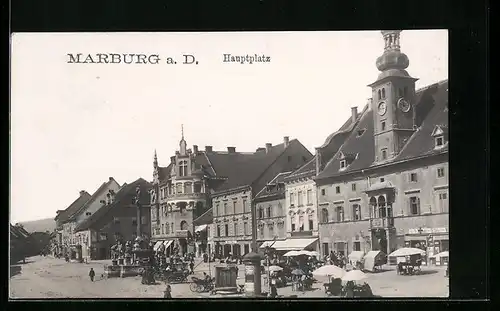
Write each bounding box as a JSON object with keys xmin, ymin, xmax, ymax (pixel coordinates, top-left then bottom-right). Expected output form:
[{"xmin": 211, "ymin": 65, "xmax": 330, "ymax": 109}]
[
  {"xmin": 314, "ymin": 30, "xmax": 449, "ymax": 263},
  {"xmin": 278, "ymin": 107, "xmax": 361, "ymax": 255},
  {"xmin": 59, "ymin": 178, "xmax": 121, "ymax": 261},
  {"xmin": 253, "ymin": 172, "xmax": 291, "ymax": 245},
  {"xmin": 210, "ymin": 137, "xmax": 313, "ymax": 258},
  {"xmin": 74, "ymin": 178, "xmax": 152, "ymax": 260}
]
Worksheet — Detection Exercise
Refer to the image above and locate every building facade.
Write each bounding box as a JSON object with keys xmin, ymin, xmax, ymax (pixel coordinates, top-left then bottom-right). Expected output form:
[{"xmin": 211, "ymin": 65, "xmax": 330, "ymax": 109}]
[
  {"xmin": 210, "ymin": 137, "xmax": 313, "ymax": 258},
  {"xmin": 75, "ymin": 178, "xmax": 152, "ymax": 260},
  {"xmin": 314, "ymin": 30, "xmax": 449, "ymax": 263}
]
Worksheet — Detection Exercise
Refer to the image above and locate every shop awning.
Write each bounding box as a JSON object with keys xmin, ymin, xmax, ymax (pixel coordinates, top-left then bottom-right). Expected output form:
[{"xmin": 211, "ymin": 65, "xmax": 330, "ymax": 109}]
[
  {"xmin": 164, "ymin": 240, "xmax": 174, "ymax": 249},
  {"xmin": 153, "ymin": 241, "xmax": 164, "ymax": 251},
  {"xmin": 259, "ymin": 240, "xmax": 278, "ymax": 249},
  {"xmin": 270, "ymin": 238, "xmax": 318, "ymax": 251},
  {"xmin": 195, "ymin": 224, "xmax": 208, "ymax": 233}
]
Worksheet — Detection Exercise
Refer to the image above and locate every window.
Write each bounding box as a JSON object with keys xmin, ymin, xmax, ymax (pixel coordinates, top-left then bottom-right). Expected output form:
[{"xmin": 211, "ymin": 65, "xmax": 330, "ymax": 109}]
[
  {"xmin": 382, "ymin": 88, "xmax": 386, "ymax": 99},
  {"xmin": 277, "ymin": 202, "xmax": 283, "ymax": 216},
  {"xmin": 290, "ymin": 193, "xmax": 295, "ymax": 206},
  {"xmin": 165, "ymin": 223, "xmax": 169, "ymax": 234},
  {"xmin": 410, "ymin": 173, "xmax": 418, "ymax": 182},
  {"xmin": 351, "ymin": 183, "xmax": 356, "ymax": 191},
  {"xmin": 336, "ymin": 206, "xmax": 344, "ymax": 222},
  {"xmin": 352, "ymin": 204, "xmax": 361, "ymax": 221},
  {"xmin": 258, "ymin": 207, "xmax": 264, "ymax": 219},
  {"xmin": 298, "ymin": 191, "xmax": 303, "ymax": 206},
  {"xmin": 244, "ymin": 222, "xmax": 248, "ymax": 235},
  {"xmin": 132, "ymin": 218, "xmax": 138, "ymax": 226},
  {"xmin": 266, "ymin": 206, "xmax": 272, "ymax": 218},
  {"xmin": 194, "ymin": 183, "xmax": 202, "ymax": 193},
  {"xmin": 321, "ymin": 208, "xmax": 329, "ymax": 223},
  {"xmin": 242, "ymin": 200, "xmax": 247, "ymax": 213},
  {"xmin": 439, "ymin": 193, "xmax": 449, "ymax": 213},
  {"xmin": 299, "ymin": 216, "xmax": 304, "ymax": 231},
  {"xmin": 184, "ymin": 182, "xmax": 192, "ymax": 194},
  {"xmin": 309, "ymin": 219, "xmax": 314, "ymax": 231},
  {"xmin": 176, "ymin": 183, "xmax": 182, "ymax": 194},
  {"xmin": 306, "ymin": 189, "xmax": 312, "ymax": 205},
  {"xmin": 409, "ymin": 197, "xmax": 421, "ymax": 215},
  {"xmin": 340, "ymin": 160, "xmax": 346, "ymax": 169},
  {"xmin": 381, "ymin": 149, "xmax": 387, "ymax": 160},
  {"xmin": 171, "ymin": 222, "xmax": 174, "ymax": 233},
  {"xmin": 381, "ymin": 121, "xmax": 386, "ymax": 131},
  {"xmin": 291, "ymin": 220, "xmax": 296, "ymax": 231},
  {"xmin": 380, "ymin": 177, "xmax": 385, "ymax": 182},
  {"xmin": 141, "ymin": 216, "xmax": 147, "ymax": 225},
  {"xmin": 335, "ymin": 186, "xmax": 341, "ymax": 194},
  {"xmin": 357, "ymin": 129, "xmax": 365, "ymax": 137},
  {"xmin": 321, "ymin": 189, "xmax": 326, "ymax": 196},
  {"xmin": 322, "ymin": 243, "xmax": 329, "ymax": 256},
  {"xmin": 179, "ymin": 160, "xmax": 188, "ymax": 177},
  {"xmin": 269, "ymin": 225, "xmax": 274, "ymax": 237},
  {"xmin": 437, "ymin": 167, "xmax": 445, "ymax": 178},
  {"xmin": 436, "ymin": 136, "xmax": 444, "ymax": 147},
  {"xmin": 99, "ymin": 232, "xmax": 108, "ymax": 241},
  {"xmin": 353, "ymin": 241, "xmax": 361, "ymax": 251},
  {"xmin": 378, "ymin": 89, "xmax": 381, "ymax": 100},
  {"xmin": 85, "ymin": 212, "xmax": 91, "ymax": 216},
  {"xmin": 161, "ymin": 224, "xmax": 164, "ymax": 234},
  {"xmin": 216, "ymin": 225, "xmax": 221, "ymax": 237},
  {"xmin": 259, "ymin": 225, "xmax": 264, "ymax": 236},
  {"xmin": 233, "ymin": 201, "xmax": 237, "ymax": 214},
  {"xmin": 223, "ymin": 203, "xmax": 228, "ymax": 215},
  {"xmin": 224, "ymin": 224, "xmax": 229, "ymax": 236}
]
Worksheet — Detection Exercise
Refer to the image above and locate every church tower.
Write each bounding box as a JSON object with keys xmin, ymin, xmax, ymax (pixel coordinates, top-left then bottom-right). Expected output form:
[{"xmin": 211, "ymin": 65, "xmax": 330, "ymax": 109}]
[{"xmin": 368, "ymin": 30, "xmax": 419, "ymax": 163}]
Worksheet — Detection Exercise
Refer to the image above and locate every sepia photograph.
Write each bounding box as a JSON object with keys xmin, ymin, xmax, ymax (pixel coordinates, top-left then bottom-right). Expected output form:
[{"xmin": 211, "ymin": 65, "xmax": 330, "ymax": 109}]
[{"xmin": 10, "ymin": 30, "xmax": 449, "ymax": 299}]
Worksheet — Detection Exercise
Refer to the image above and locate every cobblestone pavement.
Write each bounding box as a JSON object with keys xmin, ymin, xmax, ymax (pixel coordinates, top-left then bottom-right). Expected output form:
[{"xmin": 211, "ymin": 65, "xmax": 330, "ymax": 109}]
[{"xmin": 9, "ymin": 256, "xmax": 448, "ymax": 299}]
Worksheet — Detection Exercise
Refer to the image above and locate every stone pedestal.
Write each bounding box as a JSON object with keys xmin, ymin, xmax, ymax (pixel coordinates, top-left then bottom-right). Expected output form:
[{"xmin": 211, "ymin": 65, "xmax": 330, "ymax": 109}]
[{"xmin": 243, "ymin": 252, "xmax": 263, "ymax": 297}]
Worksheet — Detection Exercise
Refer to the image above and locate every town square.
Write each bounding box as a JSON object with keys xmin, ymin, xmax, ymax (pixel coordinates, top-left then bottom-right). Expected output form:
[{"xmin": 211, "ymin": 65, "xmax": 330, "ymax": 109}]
[{"xmin": 10, "ymin": 30, "xmax": 449, "ymax": 299}]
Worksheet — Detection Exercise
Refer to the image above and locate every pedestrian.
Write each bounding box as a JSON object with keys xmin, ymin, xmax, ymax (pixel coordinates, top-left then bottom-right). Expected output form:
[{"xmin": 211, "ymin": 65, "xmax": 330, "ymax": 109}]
[
  {"xmin": 189, "ymin": 260, "xmax": 195, "ymax": 274},
  {"xmin": 89, "ymin": 268, "xmax": 95, "ymax": 282},
  {"xmin": 163, "ymin": 284, "xmax": 172, "ymax": 298}
]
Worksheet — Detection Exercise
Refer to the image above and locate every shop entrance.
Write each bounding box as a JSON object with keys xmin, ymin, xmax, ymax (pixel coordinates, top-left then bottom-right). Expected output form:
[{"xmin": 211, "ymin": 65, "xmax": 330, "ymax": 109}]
[{"xmin": 223, "ymin": 244, "xmax": 232, "ymax": 257}]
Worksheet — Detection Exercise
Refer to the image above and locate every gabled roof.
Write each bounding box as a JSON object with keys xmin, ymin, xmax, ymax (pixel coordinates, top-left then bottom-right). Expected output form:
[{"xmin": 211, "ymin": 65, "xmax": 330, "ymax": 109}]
[
  {"xmin": 315, "ymin": 80, "xmax": 448, "ymax": 181},
  {"xmin": 10, "ymin": 224, "xmax": 31, "ymax": 239},
  {"xmin": 54, "ymin": 192, "xmax": 92, "ymax": 223},
  {"xmin": 67, "ymin": 178, "xmax": 119, "ymax": 221},
  {"xmin": 285, "ymin": 156, "xmax": 317, "ymax": 181},
  {"xmin": 254, "ymin": 171, "xmax": 292, "ymax": 201},
  {"xmin": 74, "ymin": 178, "xmax": 152, "ymax": 232}
]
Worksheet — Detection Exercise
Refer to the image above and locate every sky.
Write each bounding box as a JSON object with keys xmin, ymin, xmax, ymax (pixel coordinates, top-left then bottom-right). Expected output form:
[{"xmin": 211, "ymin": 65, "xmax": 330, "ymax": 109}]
[{"xmin": 10, "ymin": 30, "xmax": 448, "ymax": 223}]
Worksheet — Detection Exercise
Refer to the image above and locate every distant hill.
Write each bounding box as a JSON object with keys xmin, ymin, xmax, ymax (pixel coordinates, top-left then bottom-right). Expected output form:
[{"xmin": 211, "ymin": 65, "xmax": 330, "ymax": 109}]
[{"xmin": 19, "ymin": 218, "xmax": 56, "ymax": 233}]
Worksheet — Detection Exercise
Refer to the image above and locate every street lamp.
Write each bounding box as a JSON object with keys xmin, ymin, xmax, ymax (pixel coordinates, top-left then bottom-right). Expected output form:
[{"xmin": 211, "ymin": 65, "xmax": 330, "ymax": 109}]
[
  {"xmin": 264, "ymin": 236, "xmax": 277, "ymax": 295},
  {"xmin": 135, "ymin": 186, "xmax": 142, "ymax": 238}
]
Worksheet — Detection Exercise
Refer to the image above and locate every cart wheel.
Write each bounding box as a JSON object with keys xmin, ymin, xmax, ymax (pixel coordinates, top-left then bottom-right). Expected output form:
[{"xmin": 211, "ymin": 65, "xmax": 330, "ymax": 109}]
[
  {"xmin": 197, "ymin": 284, "xmax": 204, "ymax": 293},
  {"xmin": 189, "ymin": 282, "xmax": 199, "ymax": 292}
]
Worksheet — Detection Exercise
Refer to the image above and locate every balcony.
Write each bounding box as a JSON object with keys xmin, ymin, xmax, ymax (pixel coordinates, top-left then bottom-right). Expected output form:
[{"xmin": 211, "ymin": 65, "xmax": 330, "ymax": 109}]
[
  {"xmin": 369, "ymin": 217, "xmax": 394, "ymax": 230},
  {"xmin": 291, "ymin": 230, "xmax": 313, "ymax": 237},
  {"xmin": 166, "ymin": 192, "xmax": 206, "ymax": 200}
]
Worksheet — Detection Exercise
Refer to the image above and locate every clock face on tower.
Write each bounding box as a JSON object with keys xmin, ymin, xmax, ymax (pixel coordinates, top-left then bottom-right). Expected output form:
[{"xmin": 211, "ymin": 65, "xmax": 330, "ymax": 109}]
[
  {"xmin": 378, "ymin": 102, "xmax": 387, "ymax": 116},
  {"xmin": 398, "ymin": 98, "xmax": 411, "ymax": 113}
]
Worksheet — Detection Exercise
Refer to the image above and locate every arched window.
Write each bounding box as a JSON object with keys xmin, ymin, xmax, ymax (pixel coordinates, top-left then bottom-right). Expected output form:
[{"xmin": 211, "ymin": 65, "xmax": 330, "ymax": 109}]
[
  {"xmin": 378, "ymin": 195, "xmax": 386, "ymax": 218},
  {"xmin": 179, "ymin": 160, "xmax": 188, "ymax": 177},
  {"xmin": 321, "ymin": 208, "xmax": 329, "ymax": 223},
  {"xmin": 180, "ymin": 220, "xmax": 188, "ymax": 231},
  {"xmin": 378, "ymin": 90, "xmax": 382, "ymax": 100},
  {"xmin": 369, "ymin": 197, "xmax": 377, "ymax": 218},
  {"xmin": 382, "ymin": 88, "xmax": 386, "ymax": 99}
]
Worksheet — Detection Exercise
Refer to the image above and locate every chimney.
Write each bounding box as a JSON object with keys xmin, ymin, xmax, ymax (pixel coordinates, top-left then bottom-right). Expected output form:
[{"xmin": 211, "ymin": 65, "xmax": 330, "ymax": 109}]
[
  {"xmin": 109, "ymin": 177, "xmax": 114, "ymax": 182},
  {"xmin": 351, "ymin": 107, "xmax": 358, "ymax": 123},
  {"xmin": 205, "ymin": 146, "xmax": 213, "ymax": 152},
  {"xmin": 193, "ymin": 145, "xmax": 198, "ymax": 154},
  {"xmin": 80, "ymin": 190, "xmax": 86, "ymax": 196},
  {"xmin": 283, "ymin": 136, "xmax": 290, "ymax": 148},
  {"xmin": 315, "ymin": 148, "xmax": 321, "ymax": 176},
  {"xmin": 170, "ymin": 156, "xmax": 176, "ymax": 163},
  {"xmin": 265, "ymin": 143, "xmax": 272, "ymax": 153},
  {"xmin": 227, "ymin": 147, "xmax": 236, "ymax": 153}
]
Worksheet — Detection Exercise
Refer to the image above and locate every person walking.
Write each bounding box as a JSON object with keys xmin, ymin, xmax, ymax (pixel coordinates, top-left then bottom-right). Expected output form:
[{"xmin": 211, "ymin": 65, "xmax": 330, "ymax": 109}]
[
  {"xmin": 163, "ymin": 285, "xmax": 172, "ymax": 298},
  {"xmin": 89, "ymin": 268, "xmax": 95, "ymax": 282},
  {"xmin": 189, "ymin": 260, "xmax": 195, "ymax": 274}
]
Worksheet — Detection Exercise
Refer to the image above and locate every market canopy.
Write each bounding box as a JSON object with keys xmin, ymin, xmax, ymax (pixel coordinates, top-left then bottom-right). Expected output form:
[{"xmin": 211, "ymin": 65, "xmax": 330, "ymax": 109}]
[
  {"xmin": 195, "ymin": 225, "xmax": 208, "ymax": 233},
  {"xmin": 153, "ymin": 241, "xmax": 164, "ymax": 251},
  {"xmin": 269, "ymin": 238, "xmax": 318, "ymax": 251},
  {"xmin": 389, "ymin": 247, "xmax": 426, "ymax": 257}
]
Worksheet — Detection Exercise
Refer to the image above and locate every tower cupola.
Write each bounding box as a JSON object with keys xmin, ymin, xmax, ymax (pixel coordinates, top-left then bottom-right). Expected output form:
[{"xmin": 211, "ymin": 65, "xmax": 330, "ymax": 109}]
[{"xmin": 375, "ymin": 30, "xmax": 411, "ymax": 81}]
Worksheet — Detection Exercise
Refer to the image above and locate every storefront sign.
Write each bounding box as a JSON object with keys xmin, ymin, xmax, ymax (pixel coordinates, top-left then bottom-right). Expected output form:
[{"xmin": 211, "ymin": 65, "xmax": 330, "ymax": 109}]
[{"xmin": 408, "ymin": 227, "xmax": 448, "ymax": 235}]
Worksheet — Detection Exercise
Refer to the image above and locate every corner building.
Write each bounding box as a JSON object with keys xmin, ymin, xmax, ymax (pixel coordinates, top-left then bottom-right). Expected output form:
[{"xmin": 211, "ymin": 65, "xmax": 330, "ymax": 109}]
[{"xmin": 314, "ymin": 30, "xmax": 449, "ymax": 263}]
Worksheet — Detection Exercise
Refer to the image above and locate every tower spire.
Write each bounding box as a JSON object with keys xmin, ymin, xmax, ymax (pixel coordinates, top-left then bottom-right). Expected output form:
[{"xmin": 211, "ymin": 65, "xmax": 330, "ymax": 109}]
[
  {"xmin": 153, "ymin": 149, "xmax": 158, "ymax": 168},
  {"xmin": 181, "ymin": 124, "xmax": 184, "ymax": 140}
]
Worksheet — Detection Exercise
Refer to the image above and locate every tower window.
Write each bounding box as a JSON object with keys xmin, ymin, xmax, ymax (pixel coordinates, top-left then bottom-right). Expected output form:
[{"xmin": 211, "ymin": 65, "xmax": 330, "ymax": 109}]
[
  {"xmin": 381, "ymin": 149, "xmax": 387, "ymax": 160},
  {"xmin": 340, "ymin": 160, "xmax": 346, "ymax": 169},
  {"xmin": 410, "ymin": 173, "xmax": 418, "ymax": 182},
  {"xmin": 378, "ymin": 90, "xmax": 381, "ymax": 100},
  {"xmin": 179, "ymin": 160, "xmax": 188, "ymax": 177},
  {"xmin": 356, "ymin": 129, "xmax": 366, "ymax": 137},
  {"xmin": 381, "ymin": 88, "xmax": 386, "ymax": 99},
  {"xmin": 436, "ymin": 136, "xmax": 444, "ymax": 147},
  {"xmin": 381, "ymin": 121, "xmax": 386, "ymax": 131}
]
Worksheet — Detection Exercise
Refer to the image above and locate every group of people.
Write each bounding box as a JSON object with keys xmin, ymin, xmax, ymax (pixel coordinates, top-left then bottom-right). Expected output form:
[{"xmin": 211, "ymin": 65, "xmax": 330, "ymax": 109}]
[{"xmin": 324, "ymin": 251, "xmax": 347, "ymax": 268}]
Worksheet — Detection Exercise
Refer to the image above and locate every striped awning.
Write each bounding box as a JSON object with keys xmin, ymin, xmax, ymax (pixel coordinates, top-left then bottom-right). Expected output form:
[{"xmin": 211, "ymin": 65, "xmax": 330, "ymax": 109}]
[
  {"xmin": 153, "ymin": 241, "xmax": 164, "ymax": 251},
  {"xmin": 164, "ymin": 240, "xmax": 174, "ymax": 249}
]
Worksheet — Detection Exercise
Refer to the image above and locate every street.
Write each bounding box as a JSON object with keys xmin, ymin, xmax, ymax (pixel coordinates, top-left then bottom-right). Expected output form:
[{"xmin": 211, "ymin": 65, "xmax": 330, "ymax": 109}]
[{"xmin": 10, "ymin": 256, "xmax": 448, "ymax": 299}]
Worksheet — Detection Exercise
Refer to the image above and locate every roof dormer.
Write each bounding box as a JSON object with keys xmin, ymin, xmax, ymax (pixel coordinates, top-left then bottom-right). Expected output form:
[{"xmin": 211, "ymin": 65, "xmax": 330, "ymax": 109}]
[
  {"xmin": 338, "ymin": 151, "xmax": 358, "ymax": 171},
  {"xmin": 431, "ymin": 125, "xmax": 449, "ymax": 149}
]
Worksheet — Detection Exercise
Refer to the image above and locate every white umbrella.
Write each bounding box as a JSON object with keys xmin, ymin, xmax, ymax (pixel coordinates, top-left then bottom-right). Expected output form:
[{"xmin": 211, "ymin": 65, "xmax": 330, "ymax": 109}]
[
  {"xmin": 388, "ymin": 247, "xmax": 426, "ymax": 257},
  {"xmin": 436, "ymin": 251, "xmax": 449, "ymax": 257},
  {"xmin": 308, "ymin": 251, "xmax": 319, "ymax": 257},
  {"xmin": 312, "ymin": 264, "xmax": 346, "ymax": 279},
  {"xmin": 342, "ymin": 269, "xmax": 367, "ymax": 282},
  {"xmin": 267, "ymin": 265, "xmax": 283, "ymax": 272},
  {"xmin": 284, "ymin": 251, "xmax": 300, "ymax": 257}
]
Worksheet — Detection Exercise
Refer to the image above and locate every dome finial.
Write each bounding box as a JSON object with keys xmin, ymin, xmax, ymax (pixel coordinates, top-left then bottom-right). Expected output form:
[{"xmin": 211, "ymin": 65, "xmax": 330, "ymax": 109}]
[{"xmin": 375, "ymin": 30, "xmax": 410, "ymax": 75}]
